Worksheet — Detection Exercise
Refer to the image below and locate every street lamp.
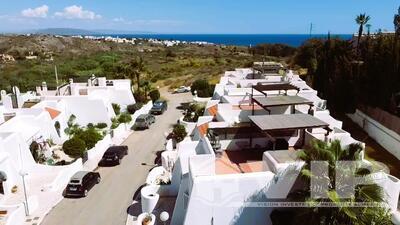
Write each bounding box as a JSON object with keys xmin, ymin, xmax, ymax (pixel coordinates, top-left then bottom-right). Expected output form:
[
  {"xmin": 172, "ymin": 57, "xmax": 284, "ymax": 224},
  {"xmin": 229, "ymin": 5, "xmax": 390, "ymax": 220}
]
[
  {"xmin": 160, "ymin": 211, "xmax": 169, "ymax": 225},
  {"xmin": 19, "ymin": 170, "xmax": 29, "ymax": 216}
]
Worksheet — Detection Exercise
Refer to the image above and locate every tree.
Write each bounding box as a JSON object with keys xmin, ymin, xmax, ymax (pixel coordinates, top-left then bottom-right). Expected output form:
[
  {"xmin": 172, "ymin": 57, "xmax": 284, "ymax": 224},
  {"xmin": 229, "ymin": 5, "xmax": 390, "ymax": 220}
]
[
  {"xmin": 271, "ymin": 139, "xmax": 392, "ymax": 225},
  {"xmin": 141, "ymin": 80, "xmax": 152, "ymax": 99},
  {"xmin": 125, "ymin": 57, "xmax": 145, "ymax": 91},
  {"xmin": 190, "ymin": 79, "xmax": 215, "ymax": 98},
  {"xmin": 64, "ymin": 114, "xmax": 81, "ymax": 138},
  {"xmin": 118, "ymin": 113, "xmax": 132, "ymax": 124},
  {"xmin": 74, "ymin": 127, "xmax": 103, "ymax": 150},
  {"xmin": 127, "ymin": 103, "xmax": 143, "ymax": 114},
  {"xmin": 394, "ymin": 6, "xmax": 400, "ymax": 36},
  {"xmin": 172, "ymin": 124, "xmax": 187, "ymax": 143},
  {"xmin": 63, "ymin": 138, "xmax": 86, "ymax": 158},
  {"xmin": 112, "ymin": 103, "xmax": 121, "ymax": 115},
  {"xmin": 355, "ymin": 13, "xmax": 371, "ymax": 54},
  {"xmin": 149, "ymin": 89, "xmax": 160, "ymax": 102}
]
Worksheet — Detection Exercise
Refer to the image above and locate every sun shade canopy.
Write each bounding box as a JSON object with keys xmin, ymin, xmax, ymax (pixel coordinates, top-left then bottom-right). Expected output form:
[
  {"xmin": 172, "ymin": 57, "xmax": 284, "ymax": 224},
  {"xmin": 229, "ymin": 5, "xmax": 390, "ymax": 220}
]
[
  {"xmin": 252, "ymin": 82, "xmax": 300, "ymax": 94},
  {"xmin": 249, "ymin": 114, "xmax": 329, "ymax": 131},
  {"xmin": 252, "ymin": 95, "xmax": 313, "ymax": 108}
]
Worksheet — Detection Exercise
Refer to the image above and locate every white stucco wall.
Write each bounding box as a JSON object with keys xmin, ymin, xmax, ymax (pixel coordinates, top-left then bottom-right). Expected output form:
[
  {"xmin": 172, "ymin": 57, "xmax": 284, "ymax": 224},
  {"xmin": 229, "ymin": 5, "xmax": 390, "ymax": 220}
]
[{"xmin": 348, "ymin": 110, "xmax": 400, "ymax": 160}]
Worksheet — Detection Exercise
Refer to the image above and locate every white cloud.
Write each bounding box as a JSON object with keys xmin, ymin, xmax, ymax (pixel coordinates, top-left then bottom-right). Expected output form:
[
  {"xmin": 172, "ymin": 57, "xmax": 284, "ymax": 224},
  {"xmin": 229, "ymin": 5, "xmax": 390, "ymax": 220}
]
[
  {"xmin": 54, "ymin": 5, "xmax": 101, "ymax": 20},
  {"xmin": 113, "ymin": 17, "xmax": 125, "ymax": 22},
  {"xmin": 21, "ymin": 5, "xmax": 49, "ymax": 18}
]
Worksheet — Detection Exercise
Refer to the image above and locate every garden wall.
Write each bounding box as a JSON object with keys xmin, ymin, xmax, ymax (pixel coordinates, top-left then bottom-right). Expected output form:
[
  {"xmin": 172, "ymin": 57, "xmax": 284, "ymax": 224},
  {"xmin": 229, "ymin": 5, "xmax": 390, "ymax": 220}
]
[
  {"xmin": 85, "ymin": 135, "xmax": 112, "ymax": 171},
  {"xmin": 348, "ymin": 109, "xmax": 400, "ymax": 160}
]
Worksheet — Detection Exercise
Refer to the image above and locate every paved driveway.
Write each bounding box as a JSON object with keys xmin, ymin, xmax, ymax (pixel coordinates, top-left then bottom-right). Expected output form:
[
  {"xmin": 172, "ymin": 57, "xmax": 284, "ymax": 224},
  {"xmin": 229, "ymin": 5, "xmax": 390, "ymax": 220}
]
[{"xmin": 41, "ymin": 90, "xmax": 192, "ymax": 225}]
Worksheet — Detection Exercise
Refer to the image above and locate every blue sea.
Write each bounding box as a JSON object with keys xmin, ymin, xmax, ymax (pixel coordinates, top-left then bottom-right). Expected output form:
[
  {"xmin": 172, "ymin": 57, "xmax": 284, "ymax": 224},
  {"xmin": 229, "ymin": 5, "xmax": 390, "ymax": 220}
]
[{"xmin": 102, "ymin": 34, "xmax": 352, "ymax": 47}]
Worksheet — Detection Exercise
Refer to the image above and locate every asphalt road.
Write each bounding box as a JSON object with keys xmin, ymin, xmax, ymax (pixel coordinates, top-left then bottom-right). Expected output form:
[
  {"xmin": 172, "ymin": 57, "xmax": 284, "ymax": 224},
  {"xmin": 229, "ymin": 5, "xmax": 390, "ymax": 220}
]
[{"xmin": 41, "ymin": 90, "xmax": 192, "ymax": 225}]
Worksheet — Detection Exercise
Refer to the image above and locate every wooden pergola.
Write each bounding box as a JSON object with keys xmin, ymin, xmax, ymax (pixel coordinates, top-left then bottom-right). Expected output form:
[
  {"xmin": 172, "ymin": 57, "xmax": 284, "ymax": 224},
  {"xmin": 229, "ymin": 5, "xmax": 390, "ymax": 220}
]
[
  {"xmin": 252, "ymin": 82, "xmax": 300, "ymax": 96},
  {"xmin": 248, "ymin": 114, "xmax": 331, "ymax": 149},
  {"xmin": 252, "ymin": 95, "xmax": 314, "ymax": 115}
]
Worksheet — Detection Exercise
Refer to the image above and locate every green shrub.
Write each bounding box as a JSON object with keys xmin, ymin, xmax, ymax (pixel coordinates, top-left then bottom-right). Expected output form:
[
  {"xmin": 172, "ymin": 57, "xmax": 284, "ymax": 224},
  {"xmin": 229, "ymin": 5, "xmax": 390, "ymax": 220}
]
[
  {"xmin": 172, "ymin": 124, "xmax": 187, "ymax": 143},
  {"xmin": 111, "ymin": 122, "xmax": 120, "ymax": 129},
  {"xmin": 133, "ymin": 90, "xmax": 147, "ymax": 103},
  {"xmin": 118, "ymin": 113, "xmax": 132, "ymax": 124},
  {"xmin": 127, "ymin": 103, "xmax": 144, "ymax": 114},
  {"xmin": 112, "ymin": 103, "xmax": 121, "ymax": 115},
  {"xmin": 74, "ymin": 128, "xmax": 103, "ymax": 150},
  {"xmin": 63, "ymin": 138, "xmax": 86, "ymax": 158},
  {"xmin": 183, "ymin": 103, "xmax": 205, "ymax": 122},
  {"xmin": 111, "ymin": 117, "xmax": 120, "ymax": 129},
  {"xmin": 149, "ymin": 89, "xmax": 161, "ymax": 102},
  {"xmin": 95, "ymin": 122, "xmax": 108, "ymax": 129},
  {"xmin": 190, "ymin": 79, "xmax": 214, "ymax": 97},
  {"xmin": 87, "ymin": 123, "xmax": 94, "ymax": 128}
]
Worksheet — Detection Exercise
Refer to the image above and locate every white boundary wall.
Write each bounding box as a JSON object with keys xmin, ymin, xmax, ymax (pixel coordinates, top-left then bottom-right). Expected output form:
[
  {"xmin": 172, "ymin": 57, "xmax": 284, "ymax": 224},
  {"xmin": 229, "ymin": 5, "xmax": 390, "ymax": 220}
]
[{"xmin": 347, "ymin": 110, "xmax": 400, "ymax": 160}]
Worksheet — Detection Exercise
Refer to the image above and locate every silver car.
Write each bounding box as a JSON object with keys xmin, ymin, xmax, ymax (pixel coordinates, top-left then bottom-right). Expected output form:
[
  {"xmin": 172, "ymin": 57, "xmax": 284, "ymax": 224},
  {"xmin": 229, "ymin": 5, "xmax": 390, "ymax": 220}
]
[{"xmin": 133, "ymin": 114, "xmax": 155, "ymax": 130}]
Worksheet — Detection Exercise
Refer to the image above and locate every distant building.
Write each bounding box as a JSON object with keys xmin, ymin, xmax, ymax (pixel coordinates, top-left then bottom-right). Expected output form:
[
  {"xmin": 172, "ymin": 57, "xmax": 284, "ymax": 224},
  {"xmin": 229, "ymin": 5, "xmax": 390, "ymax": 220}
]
[{"xmin": 0, "ymin": 54, "xmax": 15, "ymax": 62}]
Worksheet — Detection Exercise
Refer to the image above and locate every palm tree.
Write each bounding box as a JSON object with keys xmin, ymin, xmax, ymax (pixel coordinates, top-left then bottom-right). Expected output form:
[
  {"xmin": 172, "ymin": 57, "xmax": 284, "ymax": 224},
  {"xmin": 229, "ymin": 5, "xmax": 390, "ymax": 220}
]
[
  {"xmin": 271, "ymin": 139, "xmax": 392, "ymax": 225},
  {"xmin": 394, "ymin": 6, "xmax": 400, "ymax": 37},
  {"xmin": 355, "ymin": 13, "xmax": 371, "ymax": 54},
  {"xmin": 366, "ymin": 24, "xmax": 372, "ymax": 36},
  {"xmin": 124, "ymin": 57, "xmax": 145, "ymax": 91},
  {"xmin": 141, "ymin": 80, "xmax": 152, "ymax": 100}
]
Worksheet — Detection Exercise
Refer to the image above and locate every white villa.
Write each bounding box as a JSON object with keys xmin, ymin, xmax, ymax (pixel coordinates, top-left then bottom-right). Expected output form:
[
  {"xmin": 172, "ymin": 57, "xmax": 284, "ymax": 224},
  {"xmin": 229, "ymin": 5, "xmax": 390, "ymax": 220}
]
[
  {"xmin": 140, "ymin": 65, "xmax": 400, "ymax": 225},
  {"xmin": 0, "ymin": 76, "xmax": 140, "ymax": 225}
]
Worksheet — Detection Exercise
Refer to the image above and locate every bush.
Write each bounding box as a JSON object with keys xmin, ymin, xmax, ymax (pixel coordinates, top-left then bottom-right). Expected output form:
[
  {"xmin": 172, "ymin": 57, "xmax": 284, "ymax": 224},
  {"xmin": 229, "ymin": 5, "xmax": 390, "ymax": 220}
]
[
  {"xmin": 190, "ymin": 79, "xmax": 214, "ymax": 97},
  {"xmin": 74, "ymin": 128, "xmax": 103, "ymax": 150},
  {"xmin": 63, "ymin": 138, "xmax": 86, "ymax": 158},
  {"xmin": 95, "ymin": 122, "xmax": 108, "ymax": 129},
  {"xmin": 118, "ymin": 113, "xmax": 132, "ymax": 124},
  {"xmin": 112, "ymin": 103, "xmax": 121, "ymax": 115},
  {"xmin": 127, "ymin": 103, "xmax": 144, "ymax": 114},
  {"xmin": 172, "ymin": 124, "xmax": 187, "ymax": 143},
  {"xmin": 183, "ymin": 103, "xmax": 205, "ymax": 122},
  {"xmin": 111, "ymin": 117, "xmax": 120, "ymax": 129},
  {"xmin": 133, "ymin": 90, "xmax": 147, "ymax": 103},
  {"xmin": 149, "ymin": 89, "xmax": 160, "ymax": 102}
]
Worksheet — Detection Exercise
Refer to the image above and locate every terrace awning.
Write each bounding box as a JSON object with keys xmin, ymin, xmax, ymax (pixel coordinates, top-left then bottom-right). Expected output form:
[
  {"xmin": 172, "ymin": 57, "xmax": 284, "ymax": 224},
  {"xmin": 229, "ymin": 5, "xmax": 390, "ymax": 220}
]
[
  {"xmin": 253, "ymin": 95, "xmax": 313, "ymax": 107},
  {"xmin": 252, "ymin": 82, "xmax": 300, "ymax": 96},
  {"xmin": 252, "ymin": 95, "xmax": 314, "ymax": 114},
  {"xmin": 249, "ymin": 114, "xmax": 329, "ymax": 132}
]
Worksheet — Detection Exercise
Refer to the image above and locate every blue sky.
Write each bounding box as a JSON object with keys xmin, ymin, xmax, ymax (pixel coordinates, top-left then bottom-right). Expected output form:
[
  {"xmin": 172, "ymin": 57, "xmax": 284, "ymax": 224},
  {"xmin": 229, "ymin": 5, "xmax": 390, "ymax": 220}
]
[{"xmin": 0, "ymin": 0, "xmax": 398, "ymax": 34}]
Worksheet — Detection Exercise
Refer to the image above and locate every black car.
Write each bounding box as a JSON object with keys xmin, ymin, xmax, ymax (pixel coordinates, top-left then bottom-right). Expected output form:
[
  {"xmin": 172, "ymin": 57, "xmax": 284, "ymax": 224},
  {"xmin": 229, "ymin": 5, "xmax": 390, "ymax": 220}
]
[
  {"xmin": 65, "ymin": 171, "xmax": 101, "ymax": 197},
  {"xmin": 99, "ymin": 145, "xmax": 128, "ymax": 165},
  {"xmin": 150, "ymin": 100, "xmax": 168, "ymax": 115}
]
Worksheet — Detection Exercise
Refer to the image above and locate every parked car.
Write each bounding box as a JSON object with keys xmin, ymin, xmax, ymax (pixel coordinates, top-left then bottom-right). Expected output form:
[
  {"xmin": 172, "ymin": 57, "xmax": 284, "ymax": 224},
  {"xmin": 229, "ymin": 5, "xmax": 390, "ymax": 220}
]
[
  {"xmin": 174, "ymin": 86, "xmax": 190, "ymax": 93},
  {"xmin": 150, "ymin": 100, "xmax": 168, "ymax": 115},
  {"xmin": 65, "ymin": 171, "xmax": 101, "ymax": 197},
  {"xmin": 133, "ymin": 114, "xmax": 155, "ymax": 129},
  {"xmin": 99, "ymin": 145, "xmax": 128, "ymax": 166}
]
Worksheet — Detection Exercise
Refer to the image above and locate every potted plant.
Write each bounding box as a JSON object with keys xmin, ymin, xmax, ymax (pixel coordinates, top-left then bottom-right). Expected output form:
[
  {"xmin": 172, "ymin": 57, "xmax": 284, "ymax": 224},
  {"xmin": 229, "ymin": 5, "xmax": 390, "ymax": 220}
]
[{"xmin": 142, "ymin": 214, "xmax": 153, "ymax": 225}]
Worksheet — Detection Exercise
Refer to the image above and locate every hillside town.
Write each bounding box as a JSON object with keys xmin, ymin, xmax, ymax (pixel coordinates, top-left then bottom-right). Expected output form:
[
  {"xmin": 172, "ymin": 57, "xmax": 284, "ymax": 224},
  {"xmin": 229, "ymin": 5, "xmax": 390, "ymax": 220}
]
[{"xmin": 0, "ymin": 61, "xmax": 399, "ymax": 225}]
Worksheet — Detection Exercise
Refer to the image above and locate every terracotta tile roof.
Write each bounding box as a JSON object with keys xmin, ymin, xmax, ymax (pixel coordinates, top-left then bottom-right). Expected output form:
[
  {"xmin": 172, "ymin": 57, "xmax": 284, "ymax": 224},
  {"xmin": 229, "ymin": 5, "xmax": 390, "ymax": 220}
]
[
  {"xmin": 207, "ymin": 105, "xmax": 218, "ymax": 116},
  {"xmin": 215, "ymin": 150, "xmax": 265, "ymax": 175},
  {"xmin": 216, "ymin": 152, "xmax": 242, "ymax": 174},
  {"xmin": 44, "ymin": 107, "xmax": 61, "ymax": 120},
  {"xmin": 198, "ymin": 123, "xmax": 209, "ymax": 137}
]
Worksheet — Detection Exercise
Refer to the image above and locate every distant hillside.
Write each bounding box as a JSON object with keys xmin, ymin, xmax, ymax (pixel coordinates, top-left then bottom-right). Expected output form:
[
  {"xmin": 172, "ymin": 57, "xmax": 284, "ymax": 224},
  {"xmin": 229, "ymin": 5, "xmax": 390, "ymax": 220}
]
[{"xmin": 35, "ymin": 28, "xmax": 100, "ymax": 36}]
